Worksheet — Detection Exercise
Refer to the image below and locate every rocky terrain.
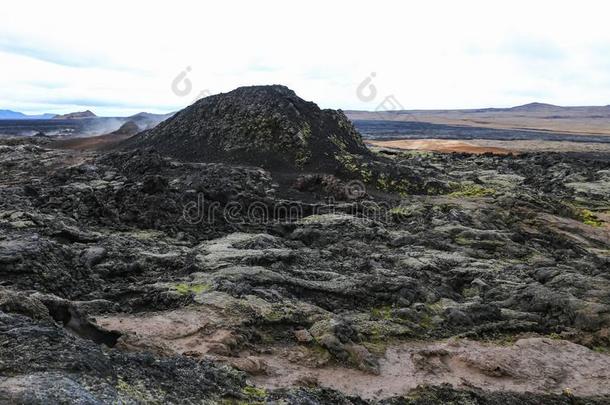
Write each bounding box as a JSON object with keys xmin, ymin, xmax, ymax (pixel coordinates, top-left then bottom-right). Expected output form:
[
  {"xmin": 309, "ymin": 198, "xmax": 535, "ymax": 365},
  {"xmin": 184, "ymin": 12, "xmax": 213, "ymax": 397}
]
[
  {"xmin": 124, "ymin": 85, "xmax": 368, "ymax": 171},
  {"xmin": 1, "ymin": 87, "xmax": 609, "ymax": 404}
]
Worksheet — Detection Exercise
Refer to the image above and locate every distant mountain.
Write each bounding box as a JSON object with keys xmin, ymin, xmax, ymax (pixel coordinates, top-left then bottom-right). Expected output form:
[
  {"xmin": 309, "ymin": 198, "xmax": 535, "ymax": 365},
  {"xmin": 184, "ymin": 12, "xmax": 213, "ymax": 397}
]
[
  {"xmin": 53, "ymin": 110, "xmax": 97, "ymax": 120},
  {"xmin": 111, "ymin": 121, "xmax": 140, "ymax": 136},
  {"xmin": 508, "ymin": 102, "xmax": 561, "ymax": 112},
  {"xmin": 0, "ymin": 109, "xmax": 56, "ymax": 120},
  {"xmin": 127, "ymin": 112, "xmax": 175, "ymax": 130},
  {"xmin": 128, "ymin": 112, "xmax": 168, "ymax": 120}
]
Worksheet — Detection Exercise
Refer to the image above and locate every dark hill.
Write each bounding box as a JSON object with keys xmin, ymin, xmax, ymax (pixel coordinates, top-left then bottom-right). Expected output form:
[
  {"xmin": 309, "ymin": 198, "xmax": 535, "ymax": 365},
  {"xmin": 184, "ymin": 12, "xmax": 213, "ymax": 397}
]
[
  {"xmin": 123, "ymin": 85, "xmax": 368, "ymax": 171},
  {"xmin": 112, "ymin": 121, "xmax": 140, "ymax": 136},
  {"xmin": 128, "ymin": 112, "xmax": 174, "ymax": 130},
  {"xmin": 53, "ymin": 110, "xmax": 97, "ymax": 119},
  {"xmin": 508, "ymin": 102, "xmax": 561, "ymax": 112}
]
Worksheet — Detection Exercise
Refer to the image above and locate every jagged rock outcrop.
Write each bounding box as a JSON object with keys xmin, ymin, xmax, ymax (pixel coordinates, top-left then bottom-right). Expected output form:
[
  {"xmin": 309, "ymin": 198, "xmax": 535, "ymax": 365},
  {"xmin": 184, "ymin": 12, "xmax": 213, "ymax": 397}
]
[{"xmin": 124, "ymin": 85, "xmax": 369, "ymax": 171}]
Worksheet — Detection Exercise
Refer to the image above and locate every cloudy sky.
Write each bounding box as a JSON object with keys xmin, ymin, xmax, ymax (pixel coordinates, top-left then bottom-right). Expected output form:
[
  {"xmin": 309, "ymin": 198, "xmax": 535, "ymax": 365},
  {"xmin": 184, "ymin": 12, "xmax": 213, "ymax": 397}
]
[{"xmin": 1, "ymin": 0, "xmax": 609, "ymax": 116}]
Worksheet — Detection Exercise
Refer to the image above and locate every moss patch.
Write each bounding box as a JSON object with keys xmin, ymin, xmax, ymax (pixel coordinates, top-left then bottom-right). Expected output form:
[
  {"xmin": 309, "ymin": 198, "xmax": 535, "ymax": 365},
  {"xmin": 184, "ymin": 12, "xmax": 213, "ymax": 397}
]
[
  {"xmin": 562, "ymin": 201, "xmax": 605, "ymax": 227},
  {"xmin": 116, "ymin": 377, "xmax": 164, "ymax": 403},
  {"xmin": 461, "ymin": 287, "xmax": 479, "ymax": 298},
  {"xmin": 375, "ymin": 174, "xmax": 412, "ymax": 196},
  {"xmin": 579, "ymin": 209, "xmax": 603, "ymax": 227},
  {"xmin": 173, "ymin": 283, "xmax": 212, "ymax": 295},
  {"xmin": 389, "ymin": 205, "xmax": 418, "ymax": 220},
  {"xmin": 335, "ymin": 152, "xmax": 373, "ymax": 183},
  {"xmin": 370, "ymin": 305, "xmax": 393, "ymax": 320},
  {"xmin": 449, "ymin": 183, "xmax": 495, "ymax": 198},
  {"xmin": 241, "ymin": 386, "xmax": 267, "ymax": 403}
]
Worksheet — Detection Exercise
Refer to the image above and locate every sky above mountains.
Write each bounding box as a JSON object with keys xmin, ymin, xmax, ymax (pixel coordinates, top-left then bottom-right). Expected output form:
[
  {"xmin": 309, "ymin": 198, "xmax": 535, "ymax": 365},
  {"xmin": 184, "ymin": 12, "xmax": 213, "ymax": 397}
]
[{"xmin": 1, "ymin": 0, "xmax": 609, "ymax": 116}]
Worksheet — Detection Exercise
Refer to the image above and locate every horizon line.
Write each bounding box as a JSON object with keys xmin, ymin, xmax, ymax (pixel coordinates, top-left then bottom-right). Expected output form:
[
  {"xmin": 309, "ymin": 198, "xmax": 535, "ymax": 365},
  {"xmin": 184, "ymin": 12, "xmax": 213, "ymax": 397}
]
[{"xmin": 4, "ymin": 100, "xmax": 610, "ymax": 118}]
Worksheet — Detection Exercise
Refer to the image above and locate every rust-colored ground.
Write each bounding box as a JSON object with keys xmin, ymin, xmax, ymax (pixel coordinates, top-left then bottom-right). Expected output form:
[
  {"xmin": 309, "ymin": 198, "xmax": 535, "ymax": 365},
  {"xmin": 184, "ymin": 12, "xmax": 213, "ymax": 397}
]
[{"xmin": 367, "ymin": 139, "xmax": 515, "ymax": 155}]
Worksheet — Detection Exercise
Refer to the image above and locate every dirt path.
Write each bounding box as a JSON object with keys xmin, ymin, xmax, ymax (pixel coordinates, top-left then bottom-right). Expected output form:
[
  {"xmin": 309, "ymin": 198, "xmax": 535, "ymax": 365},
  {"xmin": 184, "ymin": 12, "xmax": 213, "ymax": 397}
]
[
  {"xmin": 96, "ymin": 310, "xmax": 610, "ymax": 400},
  {"xmin": 253, "ymin": 338, "xmax": 610, "ymax": 400}
]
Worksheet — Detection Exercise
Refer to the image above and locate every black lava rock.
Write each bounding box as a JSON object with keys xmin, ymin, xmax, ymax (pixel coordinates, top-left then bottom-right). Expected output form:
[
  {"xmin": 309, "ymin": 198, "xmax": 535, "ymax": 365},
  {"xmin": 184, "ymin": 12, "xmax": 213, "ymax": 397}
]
[{"xmin": 122, "ymin": 85, "xmax": 369, "ymax": 171}]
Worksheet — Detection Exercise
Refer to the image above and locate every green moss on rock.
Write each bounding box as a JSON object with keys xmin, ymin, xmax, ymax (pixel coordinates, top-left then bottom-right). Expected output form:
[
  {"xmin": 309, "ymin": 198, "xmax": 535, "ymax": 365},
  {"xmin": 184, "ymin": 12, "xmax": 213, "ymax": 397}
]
[
  {"xmin": 173, "ymin": 283, "xmax": 212, "ymax": 295},
  {"xmin": 449, "ymin": 183, "xmax": 495, "ymax": 198},
  {"xmin": 580, "ymin": 209, "xmax": 603, "ymax": 227}
]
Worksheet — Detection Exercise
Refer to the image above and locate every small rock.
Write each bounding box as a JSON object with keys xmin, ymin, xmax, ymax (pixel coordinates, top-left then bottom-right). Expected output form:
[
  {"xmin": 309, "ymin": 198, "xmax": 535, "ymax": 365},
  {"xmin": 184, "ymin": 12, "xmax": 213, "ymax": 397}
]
[
  {"xmin": 471, "ymin": 278, "xmax": 489, "ymax": 290},
  {"xmin": 206, "ymin": 343, "xmax": 231, "ymax": 356},
  {"xmin": 389, "ymin": 235, "xmax": 414, "ymax": 247},
  {"xmin": 345, "ymin": 344, "xmax": 380, "ymax": 375},
  {"xmin": 229, "ymin": 356, "xmax": 268, "ymax": 375},
  {"xmin": 81, "ymin": 247, "xmax": 107, "ymax": 267},
  {"xmin": 445, "ymin": 308, "xmax": 473, "ymax": 326},
  {"xmin": 295, "ymin": 374, "xmax": 319, "ymax": 387},
  {"xmin": 294, "ymin": 329, "xmax": 313, "ymax": 343}
]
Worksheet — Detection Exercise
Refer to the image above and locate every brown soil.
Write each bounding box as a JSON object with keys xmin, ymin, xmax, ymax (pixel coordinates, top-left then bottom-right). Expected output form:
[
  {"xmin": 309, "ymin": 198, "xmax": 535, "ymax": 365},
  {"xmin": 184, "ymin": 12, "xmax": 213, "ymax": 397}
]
[
  {"xmin": 252, "ymin": 338, "xmax": 610, "ymax": 400},
  {"xmin": 367, "ymin": 139, "xmax": 515, "ymax": 155},
  {"xmin": 368, "ymin": 139, "xmax": 610, "ymax": 154},
  {"xmin": 95, "ymin": 310, "xmax": 610, "ymax": 400},
  {"xmin": 96, "ymin": 307, "xmax": 240, "ymax": 358},
  {"xmin": 52, "ymin": 132, "xmax": 133, "ymax": 150}
]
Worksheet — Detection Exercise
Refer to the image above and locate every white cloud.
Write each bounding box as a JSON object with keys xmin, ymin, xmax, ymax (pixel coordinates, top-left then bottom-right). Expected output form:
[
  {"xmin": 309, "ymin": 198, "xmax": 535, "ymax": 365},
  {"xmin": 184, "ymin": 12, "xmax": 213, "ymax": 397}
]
[{"xmin": 1, "ymin": 0, "xmax": 609, "ymax": 115}]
